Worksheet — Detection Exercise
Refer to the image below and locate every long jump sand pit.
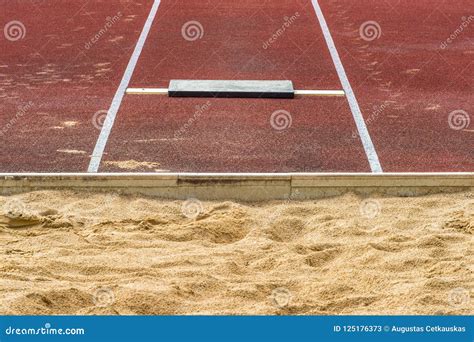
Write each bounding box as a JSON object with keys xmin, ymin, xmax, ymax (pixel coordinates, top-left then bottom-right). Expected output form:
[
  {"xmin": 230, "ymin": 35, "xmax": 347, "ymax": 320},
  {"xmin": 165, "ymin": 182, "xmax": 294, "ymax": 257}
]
[{"xmin": 0, "ymin": 190, "xmax": 472, "ymax": 315}]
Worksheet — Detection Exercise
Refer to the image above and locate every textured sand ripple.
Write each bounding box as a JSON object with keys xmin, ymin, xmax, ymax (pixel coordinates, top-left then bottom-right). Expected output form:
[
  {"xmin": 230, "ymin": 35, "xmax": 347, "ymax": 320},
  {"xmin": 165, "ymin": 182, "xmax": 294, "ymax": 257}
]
[{"xmin": 0, "ymin": 191, "xmax": 472, "ymax": 315}]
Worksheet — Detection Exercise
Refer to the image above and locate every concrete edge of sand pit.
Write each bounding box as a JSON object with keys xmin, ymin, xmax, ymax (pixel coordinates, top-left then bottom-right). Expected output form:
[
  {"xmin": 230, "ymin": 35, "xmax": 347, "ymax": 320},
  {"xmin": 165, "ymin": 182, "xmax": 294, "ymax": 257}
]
[{"xmin": 0, "ymin": 173, "xmax": 473, "ymax": 201}]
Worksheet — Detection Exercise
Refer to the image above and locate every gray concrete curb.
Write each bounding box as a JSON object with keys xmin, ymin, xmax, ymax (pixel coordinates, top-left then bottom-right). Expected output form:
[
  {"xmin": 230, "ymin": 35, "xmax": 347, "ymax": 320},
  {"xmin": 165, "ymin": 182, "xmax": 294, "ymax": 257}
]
[{"xmin": 1, "ymin": 173, "xmax": 473, "ymax": 201}]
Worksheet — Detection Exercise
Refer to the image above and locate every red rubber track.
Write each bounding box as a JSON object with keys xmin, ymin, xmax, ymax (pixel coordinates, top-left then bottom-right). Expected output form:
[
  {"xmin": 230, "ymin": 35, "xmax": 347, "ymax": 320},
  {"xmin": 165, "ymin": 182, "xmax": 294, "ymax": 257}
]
[
  {"xmin": 129, "ymin": 0, "xmax": 342, "ymax": 90},
  {"xmin": 101, "ymin": 0, "xmax": 371, "ymax": 172},
  {"xmin": 1, "ymin": 0, "xmax": 472, "ymax": 172},
  {"xmin": 319, "ymin": 0, "xmax": 473, "ymax": 171},
  {"xmin": 101, "ymin": 96, "xmax": 369, "ymax": 172},
  {"xmin": 0, "ymin": 0, "xmax": 153, "ymax": 172}
]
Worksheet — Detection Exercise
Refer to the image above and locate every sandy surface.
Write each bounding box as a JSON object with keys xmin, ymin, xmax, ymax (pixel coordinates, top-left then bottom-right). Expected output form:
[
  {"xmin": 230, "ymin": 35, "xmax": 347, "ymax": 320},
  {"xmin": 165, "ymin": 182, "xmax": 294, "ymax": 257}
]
[
  {"xmin": 104, "ymin": 160, "xmax": 163, "ymax": 171},
  {"xmin": 0, "ymin": 190, "xmax": 472, "ymax": 315}
]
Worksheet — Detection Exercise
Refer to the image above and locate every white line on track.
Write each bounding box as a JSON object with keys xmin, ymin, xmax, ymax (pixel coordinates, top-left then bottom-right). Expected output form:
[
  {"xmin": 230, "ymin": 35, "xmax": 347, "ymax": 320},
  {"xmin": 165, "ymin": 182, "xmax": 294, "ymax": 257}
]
[
  {"xmin": 311, "ymin": 0, "xmax": 383, "ymax": 173},
  {"xmin": 294, "ymin": 89, "xmax": 345, "ymax": 96},
  {"xmin": 87, "ymin": 0, "xmax": 161, "ymax": 172},
  {"xmin": 126, "ymin": 88, "xmax": 346, "ymax": 96},
  {"xmin": 126, "ymin": 88, "xmax": 168, "ymax": 95}
]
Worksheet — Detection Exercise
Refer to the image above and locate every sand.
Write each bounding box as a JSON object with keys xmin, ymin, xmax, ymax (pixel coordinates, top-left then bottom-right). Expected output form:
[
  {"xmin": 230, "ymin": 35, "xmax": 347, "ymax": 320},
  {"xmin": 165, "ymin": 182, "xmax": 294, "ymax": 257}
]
[
  {"xmin": 0, "ymin": 190, "xmax": 472, "ymax": 315},
  {"xmin": 104, "ymin": 160, "xmax": 163, "ymax": 171}
]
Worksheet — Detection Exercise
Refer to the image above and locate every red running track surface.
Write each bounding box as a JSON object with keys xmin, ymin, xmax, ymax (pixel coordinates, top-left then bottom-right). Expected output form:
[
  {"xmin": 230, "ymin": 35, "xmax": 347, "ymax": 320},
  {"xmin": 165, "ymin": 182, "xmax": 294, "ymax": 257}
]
[
  {"xmin": 102, "ymin": 0, "xmax": 369, "ymax": 172},
  {"xmin": 101, "ymin": 96, "xmax": 369, "ymax": 172},
  {"xmin": 0, "ymin": 0, "xmax": 153, "ymax": 172},
  {"xmin": 318, "ymin": 0, "xmax": 473, "ymax": 171}
]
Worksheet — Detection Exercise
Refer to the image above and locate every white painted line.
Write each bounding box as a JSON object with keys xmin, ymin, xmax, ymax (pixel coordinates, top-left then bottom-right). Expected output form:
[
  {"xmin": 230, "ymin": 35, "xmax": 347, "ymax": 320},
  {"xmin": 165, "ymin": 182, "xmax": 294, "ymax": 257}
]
[
  {"xmin": 294, "ymin": 89, "xmax": 345, "ymax": 96},
  {"xmin": 2, "ymin": 172, "xmax": 473, "ymax": 177},
  {"xmin": 87, "ymin": 0, "xmax": 161, "ymax": 173},
  {"xmin": 126, "ymin": 88, "xmax": 168, "ymax": 95},
  {"xmin": 126, "ymin": 88, "xmax": 345, "ymax": 96},
  {"xmin": 311, "ymin": 0, "xmax": 383, "ymax": 173}
]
